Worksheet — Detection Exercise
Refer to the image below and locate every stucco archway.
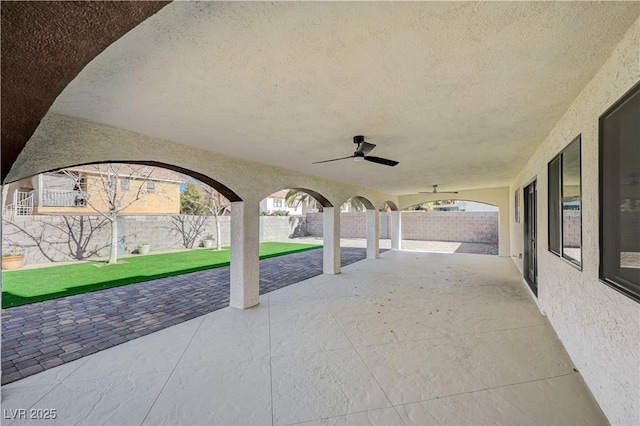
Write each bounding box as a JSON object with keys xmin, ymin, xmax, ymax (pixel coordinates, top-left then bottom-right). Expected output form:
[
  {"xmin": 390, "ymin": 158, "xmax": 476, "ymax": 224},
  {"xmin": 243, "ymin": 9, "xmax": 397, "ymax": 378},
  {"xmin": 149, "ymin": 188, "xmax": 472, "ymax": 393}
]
[
  {"xmin": 347, "ymin": 196, "xmax": 376, "ymax": 211},
  {"xmin": 383, "ymin": 201, "xmax": 399, "ymax": 211},
  {"xmin": 401, "ymin": 199, "xmax": 499, "ymax": 255},
  {"xmin": 341, "ymin": 195, "xmax": 380, "ymax": 259},
  {"xmin": 398, "ymin": 187, "xmax": 510, "ymax": 256}
]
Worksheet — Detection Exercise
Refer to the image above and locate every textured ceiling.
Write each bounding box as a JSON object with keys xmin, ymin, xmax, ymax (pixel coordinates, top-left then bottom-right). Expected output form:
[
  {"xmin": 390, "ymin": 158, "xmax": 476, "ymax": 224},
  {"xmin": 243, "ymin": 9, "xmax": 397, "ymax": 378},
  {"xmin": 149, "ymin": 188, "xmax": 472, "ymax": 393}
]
[{"xmin": 50, "ymin": 1, "xmax": 640, "ymax": 195}]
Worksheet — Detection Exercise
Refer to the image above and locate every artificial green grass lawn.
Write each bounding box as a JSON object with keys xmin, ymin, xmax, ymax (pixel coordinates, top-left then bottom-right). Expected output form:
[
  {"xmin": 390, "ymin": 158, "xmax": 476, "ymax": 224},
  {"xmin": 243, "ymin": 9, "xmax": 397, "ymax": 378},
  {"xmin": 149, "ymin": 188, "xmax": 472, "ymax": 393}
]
[{"xmin": 1, "ymin": 242, "xmax": 321, "ymax": 308}]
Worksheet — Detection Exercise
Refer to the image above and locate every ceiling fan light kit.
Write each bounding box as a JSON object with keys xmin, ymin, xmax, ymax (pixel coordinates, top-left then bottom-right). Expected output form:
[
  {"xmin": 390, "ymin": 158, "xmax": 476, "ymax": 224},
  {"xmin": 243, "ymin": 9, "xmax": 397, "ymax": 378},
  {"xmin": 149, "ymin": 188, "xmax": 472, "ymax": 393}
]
[{"xmin": 313, "ymin": 135, "xmax": 399, "ymax": 167}]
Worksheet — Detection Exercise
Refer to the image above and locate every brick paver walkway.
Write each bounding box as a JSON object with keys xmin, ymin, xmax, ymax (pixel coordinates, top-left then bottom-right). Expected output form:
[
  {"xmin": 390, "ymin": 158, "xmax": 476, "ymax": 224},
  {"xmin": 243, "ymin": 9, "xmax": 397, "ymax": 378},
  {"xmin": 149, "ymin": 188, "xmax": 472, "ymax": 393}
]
[{"xmin": 1, "ymin": 247, "xmax": 376, "ymax": 385}]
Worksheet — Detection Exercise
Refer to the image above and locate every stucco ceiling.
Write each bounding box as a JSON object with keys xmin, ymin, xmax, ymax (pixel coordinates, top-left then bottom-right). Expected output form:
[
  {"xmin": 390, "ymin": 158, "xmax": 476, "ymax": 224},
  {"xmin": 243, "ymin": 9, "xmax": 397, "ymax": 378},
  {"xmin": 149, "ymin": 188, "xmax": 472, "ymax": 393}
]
[{"xmin": 50, "ymin": 1, "xmax": 640, "ymax": 195}]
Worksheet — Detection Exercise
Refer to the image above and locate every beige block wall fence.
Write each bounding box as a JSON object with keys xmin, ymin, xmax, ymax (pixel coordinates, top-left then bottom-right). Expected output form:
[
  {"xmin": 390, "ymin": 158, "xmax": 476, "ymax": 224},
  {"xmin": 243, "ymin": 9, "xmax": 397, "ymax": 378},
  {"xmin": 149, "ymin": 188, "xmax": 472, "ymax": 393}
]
[
  {"xmin": 305, "ymin": 211, "xmax": 500, "ymax": 243},
  {"xmin": 3, "ymin": 211, "xmax": 499, "ymax": 266}
]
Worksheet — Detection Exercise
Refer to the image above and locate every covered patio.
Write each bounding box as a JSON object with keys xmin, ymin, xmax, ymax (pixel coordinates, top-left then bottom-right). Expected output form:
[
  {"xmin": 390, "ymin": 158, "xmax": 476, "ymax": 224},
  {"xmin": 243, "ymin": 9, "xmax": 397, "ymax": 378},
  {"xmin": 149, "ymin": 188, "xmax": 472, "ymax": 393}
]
[
  {"xmin": 2, "ymin": 2, "xmax": 639, "ymax": 424},
  {"xmin": 2, "ymin": 251, "xmax": 605, "ymax": 425}
]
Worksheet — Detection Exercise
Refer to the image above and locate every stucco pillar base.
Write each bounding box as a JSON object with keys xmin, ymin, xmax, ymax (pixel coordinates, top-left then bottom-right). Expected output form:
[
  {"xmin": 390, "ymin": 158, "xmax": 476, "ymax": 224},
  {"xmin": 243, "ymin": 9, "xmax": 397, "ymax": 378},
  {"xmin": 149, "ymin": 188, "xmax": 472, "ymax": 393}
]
[
  {"xmin": 230, "ymin": 201, "xmax": 260, "ymax": 309},
  {"xmin": 390, "ymin": 211, "xmax": 402, "ymax": 250},
  {"xmin": 366, "ymin": 209, "xmax": 380, "ymax": 259},
  {"xmin": 323, "ymin": 207, "xmax": 341, "ymax": 274}
]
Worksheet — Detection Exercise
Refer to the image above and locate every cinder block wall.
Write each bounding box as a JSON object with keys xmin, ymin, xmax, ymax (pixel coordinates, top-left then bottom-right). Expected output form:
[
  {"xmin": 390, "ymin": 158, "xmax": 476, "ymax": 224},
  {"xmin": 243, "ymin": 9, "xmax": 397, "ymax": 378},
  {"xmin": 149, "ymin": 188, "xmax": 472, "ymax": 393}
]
[
  {"xmin": 306, "ymin": 211, "xmax": 497, "ymax": 243},
  {"xmin": 305, "ymin": 213, "xmax": 324, "ymax": 236},
  {"xmin": 401, "ymin": 211, "xmax": 498, "ymax": 243},
  {"xmin": 337, "ymin": 212, "xmax": 367, "ymax": 238},
  {"xmin": 3, "ymin": 211, "xmax": 499, "ymax": 266},
  {"xmin": 562, "ymin": 211, "xmax": 581, "ymax": 248},
  {"xmin": 121, "ymin": 215, "xmax": 232, "ymax": 253},
  {"xmin": 2, "ymin": 214, "xmax": 313, "ymax": 266},
  {"xmin": 1, "ymin": 215, "xmax": 112, "ymax": 264},
  {"xmin": 1, "ymin": 214, "xmax": 234, "ymax": 265},
  {"xmin": 259, "ymin": 215, "xmax": 307, "ymax": 241},
  {"xmin": 305, "ymin": 212, "xmax": 362, "ymax": 237}
]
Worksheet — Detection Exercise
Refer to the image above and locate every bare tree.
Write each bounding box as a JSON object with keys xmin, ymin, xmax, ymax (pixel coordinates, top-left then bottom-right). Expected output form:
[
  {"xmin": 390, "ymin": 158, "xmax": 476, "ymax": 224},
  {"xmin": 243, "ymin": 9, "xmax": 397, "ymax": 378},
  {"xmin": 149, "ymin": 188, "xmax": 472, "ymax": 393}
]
[
  {"xmin": 63, "ymin": 164, "xmax": 156, "ymax": 264},
  {"xmin": 2, "ymin": 215, "xmax": 109, "ymax": 262},
  {"xmin": 200, "ymin": 186, "xmax": 230, "ymax": 250},
  {"xmin": 2, "ymin": 217, "xmax": 58, "ymax": 262},
  {"xmin": 179, "ymin": 181, "xmax": 230, "ymax": 251},
  {"xmin": 55, "ymin": 216, "xmax": 110, "ymax": 260},
  {"xmin": 171, "ymin": 215, "xmax": 209, "ymax": 249}
]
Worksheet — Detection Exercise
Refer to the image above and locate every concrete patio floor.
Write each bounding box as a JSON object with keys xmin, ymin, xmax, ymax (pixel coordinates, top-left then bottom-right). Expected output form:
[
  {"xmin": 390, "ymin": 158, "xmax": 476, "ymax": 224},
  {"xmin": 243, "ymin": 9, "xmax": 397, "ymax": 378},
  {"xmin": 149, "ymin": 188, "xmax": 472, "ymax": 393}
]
[
  {"xmin": 1, "ymin": 247, "xmax": 373, "ymax": 385},
  {"xmin": 1, "ymin": 250, "xmax": 606, "ymax": 425},
  {"xmin": 293, "ymin": 237, "xmax": 498, "ymax": 255}
]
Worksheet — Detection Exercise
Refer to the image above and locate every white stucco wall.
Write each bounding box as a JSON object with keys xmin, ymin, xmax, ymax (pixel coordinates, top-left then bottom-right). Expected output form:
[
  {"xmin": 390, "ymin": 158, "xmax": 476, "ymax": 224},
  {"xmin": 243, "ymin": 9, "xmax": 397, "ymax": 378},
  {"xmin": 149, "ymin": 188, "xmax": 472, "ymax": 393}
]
[{"xmin": 509, "ymin": 18, "xmax": 640, "ymax": 425}]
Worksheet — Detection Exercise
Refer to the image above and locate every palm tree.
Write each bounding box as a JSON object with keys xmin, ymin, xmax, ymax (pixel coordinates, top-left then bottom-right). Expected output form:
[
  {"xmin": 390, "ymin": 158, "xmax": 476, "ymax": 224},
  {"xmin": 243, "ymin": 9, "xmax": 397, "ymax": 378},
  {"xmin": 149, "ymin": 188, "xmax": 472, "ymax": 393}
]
[
  {"xmin": 403, "ymin": 199, "xmax": 457, "ymax": 211},
  {"xmin": 285, "ymin": 190, "xmax": 369, "ymax": 212},
  {"xmin": 341, "ymin": 197, "xmax": 366, "ymax": 212},
  {"xmin": 285, "ymin": 189, "xmax": 323, "ymax": 212}
]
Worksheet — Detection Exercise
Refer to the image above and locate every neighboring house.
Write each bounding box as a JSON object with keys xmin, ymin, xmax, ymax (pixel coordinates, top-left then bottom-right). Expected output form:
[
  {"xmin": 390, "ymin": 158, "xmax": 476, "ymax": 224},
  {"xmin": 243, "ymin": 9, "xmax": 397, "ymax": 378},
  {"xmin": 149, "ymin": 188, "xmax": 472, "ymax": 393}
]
[
  {"xmin": 434, "ymin": 201, "xmax": 499, "ymax": 212},
  {"xmin": 2, "ymin": 165, "xmax": 185, "ymax": 216},
  {"xmin": 260, "ymin": 190, "xmax": 303, "ymax": 215},
  {"xmin": 432, "ymin": 204, "xmax": 460, "ymax": 212}
]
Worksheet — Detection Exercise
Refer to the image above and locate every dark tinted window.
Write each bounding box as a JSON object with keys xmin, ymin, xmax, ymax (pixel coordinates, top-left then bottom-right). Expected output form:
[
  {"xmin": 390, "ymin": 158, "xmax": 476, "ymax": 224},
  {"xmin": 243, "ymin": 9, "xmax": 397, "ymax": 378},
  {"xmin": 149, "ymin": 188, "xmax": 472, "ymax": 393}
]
[
  {"xmin": 548, "ymin": 157, "xmax": 561, "ymax": 255},
  {"xmin": 600, "ymin": 82, "xmax": 640, "ymax": 302}
]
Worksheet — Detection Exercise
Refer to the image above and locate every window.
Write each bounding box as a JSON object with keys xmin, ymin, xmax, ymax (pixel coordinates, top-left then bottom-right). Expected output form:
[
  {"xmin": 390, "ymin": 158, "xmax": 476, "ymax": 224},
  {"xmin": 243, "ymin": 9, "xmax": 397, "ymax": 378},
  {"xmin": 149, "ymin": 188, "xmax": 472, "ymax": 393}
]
[
  {"xmin": 548, "ymin": 157, "xmax": 561, "ymax": 255},
  {"xmin": 273, "ymin": 199, "xmax": 283, "ymax": 208},
  {"xmin": 121, "ymin": 180, "xmax": 130, "ymax": 192},
  {"xmin": 600, "ymin": 82, "xmax": 640, "ymax": 302},
  {"xmin": 104, "ymin": 176, "xmax": 117, "ymax": 192},
  {"xmin": 146, "ymin": 182, "xmax": 155, "ymax": 194},
  {"xmin": 548, "ymin": 135, "xmax": 582, "ymax": 267},
  {"xmin": 514, "ymin": 188, "xmax": 520, "ymax": 223}
]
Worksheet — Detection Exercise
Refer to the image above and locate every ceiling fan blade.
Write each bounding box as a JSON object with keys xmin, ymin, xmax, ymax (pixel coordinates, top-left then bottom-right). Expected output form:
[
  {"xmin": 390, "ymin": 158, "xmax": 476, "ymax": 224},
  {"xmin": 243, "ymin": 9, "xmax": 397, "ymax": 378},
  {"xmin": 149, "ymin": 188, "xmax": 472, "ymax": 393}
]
[
  {"xmin": 356, "ymin": 141, "xmax": 376, "ymax": 156},
  {"xmin": 438, "ymin": 191, "xmax": 459, "ymax": 194},
  {"xmin": 363, "ymin": 156, "xmax": 399, "ymax": 167},
  {"xmin": 312, "ymin": 156, "xmax": 353, "ymax": 164}
]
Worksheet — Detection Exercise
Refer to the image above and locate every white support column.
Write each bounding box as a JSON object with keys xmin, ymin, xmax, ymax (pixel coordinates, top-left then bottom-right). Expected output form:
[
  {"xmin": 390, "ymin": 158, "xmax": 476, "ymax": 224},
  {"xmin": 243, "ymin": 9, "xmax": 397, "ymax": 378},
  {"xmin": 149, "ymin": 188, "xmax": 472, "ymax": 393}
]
[
  {"xmin": 390, "ymin": 210, "xmax": 402, "ymax": 250},
  {"xmin": 323, "ymin": 207, "xmax": 341, "ymax": 274},
  {"xmin": 229, "ymin": 200, "xmax": 260, "ymax": 309},
  {"xmin": 366, "ymin": 209, "xmax": 380, "ymax": 259},
  {"xmin": 498, "ymin": 203, "xmax": 510, "ymax": 257}
]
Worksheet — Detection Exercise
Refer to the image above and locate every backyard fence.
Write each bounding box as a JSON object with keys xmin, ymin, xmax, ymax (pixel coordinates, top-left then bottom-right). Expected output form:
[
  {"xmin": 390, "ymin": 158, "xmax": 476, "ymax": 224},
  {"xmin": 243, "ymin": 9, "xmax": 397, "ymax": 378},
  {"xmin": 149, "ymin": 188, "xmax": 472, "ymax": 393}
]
[
  {"xmin": 2, "ymin": 211, "xmax": 505, "ymax": 266},
  {"xmin": 1, "ymin": 214, "xmax": 307, "ymax": 266},
  {"xmin": 305, "ymin": 211, "xmax": 499, "ymax": 243}
]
